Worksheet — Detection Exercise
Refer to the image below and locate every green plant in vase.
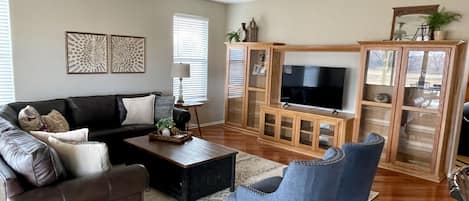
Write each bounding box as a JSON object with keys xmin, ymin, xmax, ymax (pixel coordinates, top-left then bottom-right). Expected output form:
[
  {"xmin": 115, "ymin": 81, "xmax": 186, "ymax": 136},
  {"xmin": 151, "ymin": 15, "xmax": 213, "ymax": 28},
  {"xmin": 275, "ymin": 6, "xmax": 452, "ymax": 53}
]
[
  {"xmin": 156, "ymin": 118, "xmax": 176, "ymax": 136},
  {"xmin": 226, "ymin": 30, "xmax": 241, "ymax": 43},
  {"xmin": 424, "ymin": 8, "xmax": 462, "ymax": 40}
]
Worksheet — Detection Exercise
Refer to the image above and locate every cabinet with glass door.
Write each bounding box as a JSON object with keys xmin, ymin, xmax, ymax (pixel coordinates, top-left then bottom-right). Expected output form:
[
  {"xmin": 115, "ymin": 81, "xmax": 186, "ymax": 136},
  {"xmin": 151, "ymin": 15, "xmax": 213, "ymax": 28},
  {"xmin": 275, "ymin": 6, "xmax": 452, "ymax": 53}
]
[
  {"xmin": 246, "ymin": 48, "xmax": 270, "ymax": 130},
  {"xmin": 225, "ymin": 46, "xmax": 246, "ymax": 126},
  {"xmin": 355, "ymin": 41, "xmax": 466, "ymax": 183}
]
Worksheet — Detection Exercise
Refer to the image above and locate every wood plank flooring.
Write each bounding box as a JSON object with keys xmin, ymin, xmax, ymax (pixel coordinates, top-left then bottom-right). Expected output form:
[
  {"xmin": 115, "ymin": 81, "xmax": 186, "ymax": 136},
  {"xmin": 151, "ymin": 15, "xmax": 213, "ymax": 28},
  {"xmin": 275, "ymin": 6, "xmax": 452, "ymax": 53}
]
[{"xmin": 196, "ymin": 124, "xmax": 453, "ymax": 201}]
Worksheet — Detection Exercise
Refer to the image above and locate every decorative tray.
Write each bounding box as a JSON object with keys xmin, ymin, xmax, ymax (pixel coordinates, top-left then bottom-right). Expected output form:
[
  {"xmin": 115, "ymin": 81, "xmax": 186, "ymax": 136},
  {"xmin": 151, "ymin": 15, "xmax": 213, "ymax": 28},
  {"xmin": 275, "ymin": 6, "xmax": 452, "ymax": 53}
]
[{"xmin": 148, "ymin": 131, "xmax": 192, "ymax": 144}]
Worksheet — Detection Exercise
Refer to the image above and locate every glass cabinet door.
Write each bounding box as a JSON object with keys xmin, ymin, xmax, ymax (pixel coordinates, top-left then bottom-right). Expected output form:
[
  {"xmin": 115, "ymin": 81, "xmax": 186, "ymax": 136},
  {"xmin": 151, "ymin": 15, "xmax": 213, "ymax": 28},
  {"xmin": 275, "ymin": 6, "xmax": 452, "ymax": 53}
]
[
  {"xmin": 226, "ymin": 47, "xmax": 246, "ymax": 125},
  {"xmin": 394, "ymin": 110, "xmax": 439, "ymax": 169},
  {"xmin": 246, "ymin": 91, "xmax": 265, "ymax": 129},
  {"xmin": 402, "ymin": 49, "xmax": 448, "ymax": 110},
  {"xmin": 318, "ymin": 121, "xmax": 337, "ymax": 151},
  {"xmin": 362, "ymin": 49, "xmax": 400, "ymax": 104},
  {"xmin": 248, "ymin": 49, "xmax": 269, "ymax": 89},
  {"xmin": 279, "ymin": 115, "xmax": 294, "ymax": 144},
  {"xmin": 297, "ymin": 118, "xmax": 315, "ymax": 149},
  {"xmin": 359, "ymin": 105, "xmax": 392, "ymax": 161},
  {"xmin": 228, "ymin": 47, "xmax": 246, "ymax": 87},
  {"xmin": 261, "ymin": 111, "xmax": 277, "ymax": 139}
]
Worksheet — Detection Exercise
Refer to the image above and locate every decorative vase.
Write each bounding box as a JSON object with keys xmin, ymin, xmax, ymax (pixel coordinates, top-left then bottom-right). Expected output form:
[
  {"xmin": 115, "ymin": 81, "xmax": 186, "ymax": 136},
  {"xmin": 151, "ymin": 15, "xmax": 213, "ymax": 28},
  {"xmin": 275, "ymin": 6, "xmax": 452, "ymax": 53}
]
[
  {"xmin": 247, "ymin": 18, "xmax": 258, "ymax": 42},
  {"xmin": 161, "ymin": 128, "xmax": 171, "ymax": 136},
  {"xmin": 433, "ymin": 31, "xmax": 446, "ymax": 40},
  {"xmin": 241, "ymin": 23, "xmax": 248, "ymax": 42}
]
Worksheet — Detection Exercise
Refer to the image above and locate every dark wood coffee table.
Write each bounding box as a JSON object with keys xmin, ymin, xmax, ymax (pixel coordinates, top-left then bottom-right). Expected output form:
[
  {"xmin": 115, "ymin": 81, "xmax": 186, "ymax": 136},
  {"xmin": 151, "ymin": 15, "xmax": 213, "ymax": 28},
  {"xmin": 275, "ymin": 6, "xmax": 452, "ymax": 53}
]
[{"xmin": 124, "ymin": 136, "xmax": 238, "ymax": 201}]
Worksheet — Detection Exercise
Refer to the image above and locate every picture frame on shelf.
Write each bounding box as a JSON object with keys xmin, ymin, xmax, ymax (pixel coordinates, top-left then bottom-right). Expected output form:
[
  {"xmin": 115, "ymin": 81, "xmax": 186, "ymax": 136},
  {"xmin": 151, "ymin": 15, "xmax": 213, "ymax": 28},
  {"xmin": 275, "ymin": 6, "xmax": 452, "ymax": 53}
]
[{"xmin": 390, "ymin": 5, "xmax": 439, "ymax": 41}]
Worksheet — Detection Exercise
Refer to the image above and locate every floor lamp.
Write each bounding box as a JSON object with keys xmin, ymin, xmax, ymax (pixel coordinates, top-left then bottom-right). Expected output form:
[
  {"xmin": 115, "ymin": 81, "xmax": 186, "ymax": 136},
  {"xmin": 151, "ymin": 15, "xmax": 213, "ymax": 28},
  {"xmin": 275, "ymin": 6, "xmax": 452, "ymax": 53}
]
[{"xmin": 171, "ymin": 63, "xmax": 190, "ymax": 104}]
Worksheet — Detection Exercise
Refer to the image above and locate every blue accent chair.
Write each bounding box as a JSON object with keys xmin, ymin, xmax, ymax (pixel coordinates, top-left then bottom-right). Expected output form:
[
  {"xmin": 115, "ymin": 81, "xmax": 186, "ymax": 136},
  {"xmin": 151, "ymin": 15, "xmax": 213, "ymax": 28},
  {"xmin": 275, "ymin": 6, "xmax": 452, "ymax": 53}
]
[
  {"xmin": 337, "ymin": 133, "xmax": 385, "ymax": 201},
  {"xmin": 227, "ymin": 147, "xmax": 346, "ymax": 201}
]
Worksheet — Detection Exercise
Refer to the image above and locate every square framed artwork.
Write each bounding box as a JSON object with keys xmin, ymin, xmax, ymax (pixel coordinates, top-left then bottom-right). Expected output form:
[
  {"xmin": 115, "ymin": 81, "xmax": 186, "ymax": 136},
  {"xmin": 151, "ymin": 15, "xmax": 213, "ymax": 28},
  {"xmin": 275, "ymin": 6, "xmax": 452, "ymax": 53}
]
[
  {"xmin": 110, "ymin": 35, "xmax": 145, "ymax": 73},
  {"xmin": 66, "ymin": 32, "xmax": 108, "ymax": 74}
]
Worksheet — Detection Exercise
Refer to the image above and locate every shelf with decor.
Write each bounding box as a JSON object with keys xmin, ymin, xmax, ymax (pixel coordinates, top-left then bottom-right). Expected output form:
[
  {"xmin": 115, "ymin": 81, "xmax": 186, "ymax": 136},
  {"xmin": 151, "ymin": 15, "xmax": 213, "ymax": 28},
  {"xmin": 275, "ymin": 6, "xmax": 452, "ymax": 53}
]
[
  {"xmin": 225, "ymin": 42, "xmax": 285, "ymax": 134},
  {"xmin": 353, "ymin": 40, "xmax": 467, "ymax": 183}
]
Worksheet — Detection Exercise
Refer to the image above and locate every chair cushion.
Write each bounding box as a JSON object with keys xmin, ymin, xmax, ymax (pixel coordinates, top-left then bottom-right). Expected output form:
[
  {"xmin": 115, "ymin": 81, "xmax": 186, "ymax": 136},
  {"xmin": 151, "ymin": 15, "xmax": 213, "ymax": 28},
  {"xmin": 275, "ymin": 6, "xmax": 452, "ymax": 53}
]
[
  {"xmin": 8, "ymin": 99, "xmax": 67, "ymax": 117},
  {"xmin": 0, "ymin": 129, "xmax": 67, "ymax": 187},
  {"xmin": 250, "ymin": 176, "xmax": 282, "ymax": 193},
  {"xmin": 66, "ymin": 95, "xmax": 119, "ymax": 128}
]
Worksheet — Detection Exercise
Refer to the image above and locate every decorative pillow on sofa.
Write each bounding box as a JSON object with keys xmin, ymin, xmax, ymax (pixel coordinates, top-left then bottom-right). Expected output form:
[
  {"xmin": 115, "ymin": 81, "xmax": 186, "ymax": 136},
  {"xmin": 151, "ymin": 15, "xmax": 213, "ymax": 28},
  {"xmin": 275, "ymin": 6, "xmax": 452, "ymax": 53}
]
[
  {"xmin": 42, "ymin": 110, "xmax": 70, "ymax": 132},
  {"xmin": 117, "ymin": 92, "xmax": 162, "ymax": 123},
  {"xmin": 47, "ymin": 136, "xmax": 111, "ymax": 177},
  {"xmin": 121, "ymin": 95, "xmax": 156, "ymax": 125},
  {"xmin": 155, "ymin": 96, "xmax": 175, "ymax": 122},
  {"xmin": 0, "ymin": 129, "xmax": 67, "ymax": 187},
  {"xmin": 18, "ymin": 106, "xmax": 70, "ymax": 132},
  {"xmin": 30, "ymin": 128, "xmax": 88, "ymax": 143},
  {"xmin": 18, "ymin": 105, "xmax": 46, "ymax": 132}
]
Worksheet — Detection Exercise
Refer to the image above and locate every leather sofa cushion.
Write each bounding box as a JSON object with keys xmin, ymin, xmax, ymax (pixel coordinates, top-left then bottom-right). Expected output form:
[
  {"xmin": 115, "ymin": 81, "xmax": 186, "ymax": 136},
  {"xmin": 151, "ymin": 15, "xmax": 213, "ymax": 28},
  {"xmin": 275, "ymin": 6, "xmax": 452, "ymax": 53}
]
[
  {"xmin": 88, "ymin": 124, "xmax": 155, "ymax": 140},
  {"xmin": 0, "ymin": 156, "xmax": 24, "ymax": 198},
  {"xmin": 116, "ymin": 92, "xmax": 162, "ymax": 123},
  {"xmin": 8, "ymin": 99, "xmax": 67, "ymax": 117},
  {"xmin": 0, "ymin": 129, "xmax": 66, "ymax": 187},
  {"xmin": 0, "ymin": 105, "xmax": 19, "ymax": 130},
  {"xmin": 66, "ymin": 95, "xmax": 119, "ymax": 129}
]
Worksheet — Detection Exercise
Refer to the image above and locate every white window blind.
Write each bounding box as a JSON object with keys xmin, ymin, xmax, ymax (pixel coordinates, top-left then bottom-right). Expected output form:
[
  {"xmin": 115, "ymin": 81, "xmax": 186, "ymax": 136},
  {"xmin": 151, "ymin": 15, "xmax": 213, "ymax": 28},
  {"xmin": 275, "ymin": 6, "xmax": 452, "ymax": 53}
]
[
  {"xmin": 173, "ymin": 14, "xmax": 208, "ymax": 101},
  {"xmin": 0, "ymin": 0, "xmax": 13, "ymax": 105}
]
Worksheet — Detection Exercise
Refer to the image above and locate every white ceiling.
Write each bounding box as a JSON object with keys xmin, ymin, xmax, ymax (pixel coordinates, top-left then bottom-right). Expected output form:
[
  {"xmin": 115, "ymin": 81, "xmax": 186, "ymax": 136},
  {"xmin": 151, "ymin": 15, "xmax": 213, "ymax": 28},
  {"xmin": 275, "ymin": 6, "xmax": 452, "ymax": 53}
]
[{"xmin": 208, "ymin": 0, "xmax": 255, "ymax": 4}]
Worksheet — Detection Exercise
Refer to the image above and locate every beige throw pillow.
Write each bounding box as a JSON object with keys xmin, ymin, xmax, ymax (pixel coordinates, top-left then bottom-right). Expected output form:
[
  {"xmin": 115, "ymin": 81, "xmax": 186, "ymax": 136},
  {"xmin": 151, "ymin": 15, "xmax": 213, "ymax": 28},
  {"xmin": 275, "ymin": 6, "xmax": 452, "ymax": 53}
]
[
  {"xmin": 42, "ymin": 110, "xmax": 70, "ymax": 132},
  {"xmin": 30, "ymin": 128, "xmax": 88, "ymax": 143},
  {"xmin": 18, "ymin": 105, "xmax": 45, "ymax": 132},
  {"xmin": 47, "ymin": 137, "xmax": 111, "ymax": 177},
  {"xmin": 122, "ymin": 94, "xmax": 156, "ymax": 125}
]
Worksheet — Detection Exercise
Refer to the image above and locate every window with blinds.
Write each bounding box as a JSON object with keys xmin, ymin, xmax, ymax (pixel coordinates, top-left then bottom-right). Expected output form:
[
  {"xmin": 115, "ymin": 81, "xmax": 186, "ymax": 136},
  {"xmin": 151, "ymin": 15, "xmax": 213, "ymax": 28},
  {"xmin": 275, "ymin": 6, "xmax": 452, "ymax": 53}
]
[
  {"xmin": 0, "ymin": 0, "xmax": 14, "ymax": 105},
  {"xmin": 173, "ymin": 14, "xmax": 208, "ymax": 101}
]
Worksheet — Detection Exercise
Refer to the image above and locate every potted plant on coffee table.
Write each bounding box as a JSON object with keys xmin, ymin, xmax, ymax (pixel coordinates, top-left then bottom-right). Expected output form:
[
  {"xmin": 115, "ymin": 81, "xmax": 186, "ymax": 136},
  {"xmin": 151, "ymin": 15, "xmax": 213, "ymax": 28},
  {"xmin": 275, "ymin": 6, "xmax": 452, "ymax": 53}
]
[
  {"xmin": 424, "ymin": 8, "xmax": 462, "ymax": 40},
  {"xmin": 156, "ymin": 118, "xmax": 176, "ymax": 136}
]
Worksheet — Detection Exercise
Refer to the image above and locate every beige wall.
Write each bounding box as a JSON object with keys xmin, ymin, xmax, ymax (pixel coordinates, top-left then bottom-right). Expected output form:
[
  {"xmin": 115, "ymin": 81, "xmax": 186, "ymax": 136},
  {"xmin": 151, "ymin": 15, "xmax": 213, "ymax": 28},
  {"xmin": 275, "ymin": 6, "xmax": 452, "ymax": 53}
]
[
  {"xmin": 10, "ymin": 0, "xmax": 227, "ymax": 124},
  {"xmin": 227, "ymin": 0, "xmax": 469, "ymax": 43}
]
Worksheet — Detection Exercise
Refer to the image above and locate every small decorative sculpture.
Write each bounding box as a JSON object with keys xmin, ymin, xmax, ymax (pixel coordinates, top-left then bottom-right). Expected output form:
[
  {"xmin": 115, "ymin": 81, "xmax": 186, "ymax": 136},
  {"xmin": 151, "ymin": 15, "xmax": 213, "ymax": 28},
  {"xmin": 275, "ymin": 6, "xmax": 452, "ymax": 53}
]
[
  {"xmin": 374, "ymin": 93, "xmax": 391, "ymax": 103},
  {"xmin": 241, "ymin": 23, "xmax": 248, "ymax": 42},
  {"xmin": 247, "ymin": 18, "xmax": 258, "ymax": 42}
]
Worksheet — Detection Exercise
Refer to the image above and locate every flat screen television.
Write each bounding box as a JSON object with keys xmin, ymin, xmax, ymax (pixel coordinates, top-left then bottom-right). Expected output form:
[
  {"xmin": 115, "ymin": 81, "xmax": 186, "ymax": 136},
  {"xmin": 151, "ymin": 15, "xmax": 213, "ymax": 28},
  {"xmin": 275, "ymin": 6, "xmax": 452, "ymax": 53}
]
[{"xmin": 281, "ymin": 65, "xmax": 346, "ymax": 110}]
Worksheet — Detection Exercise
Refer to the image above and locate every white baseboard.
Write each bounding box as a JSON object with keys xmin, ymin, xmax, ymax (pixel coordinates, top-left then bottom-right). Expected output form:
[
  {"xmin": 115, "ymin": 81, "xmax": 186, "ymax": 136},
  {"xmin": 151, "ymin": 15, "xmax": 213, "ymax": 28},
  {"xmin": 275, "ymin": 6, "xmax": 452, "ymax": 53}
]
[{"xmin": 187, "ymin": 120, "xmax": 224, "ymax": 129}]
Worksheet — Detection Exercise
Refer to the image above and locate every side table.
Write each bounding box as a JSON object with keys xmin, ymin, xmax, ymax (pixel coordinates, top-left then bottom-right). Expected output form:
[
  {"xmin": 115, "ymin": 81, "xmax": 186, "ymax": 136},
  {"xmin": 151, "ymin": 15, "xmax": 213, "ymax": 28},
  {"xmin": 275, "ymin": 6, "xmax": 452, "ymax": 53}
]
[{"xmin": 175, "ymin": 101, "xmax": 204, "ymax": 137}]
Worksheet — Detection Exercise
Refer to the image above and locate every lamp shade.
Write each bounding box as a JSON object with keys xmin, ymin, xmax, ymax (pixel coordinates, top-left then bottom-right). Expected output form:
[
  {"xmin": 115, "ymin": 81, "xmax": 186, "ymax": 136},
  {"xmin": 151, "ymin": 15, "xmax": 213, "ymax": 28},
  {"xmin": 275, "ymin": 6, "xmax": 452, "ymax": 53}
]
[{"xmin": 171, "ymin": 63, "xmax": 190, "ymax": 78}]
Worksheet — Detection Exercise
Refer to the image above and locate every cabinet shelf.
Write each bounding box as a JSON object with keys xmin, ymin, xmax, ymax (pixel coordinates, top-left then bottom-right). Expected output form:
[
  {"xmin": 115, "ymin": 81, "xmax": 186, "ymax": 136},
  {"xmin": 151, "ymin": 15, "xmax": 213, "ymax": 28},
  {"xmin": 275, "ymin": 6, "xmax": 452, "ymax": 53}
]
[{"xmin": 361, "ymin": 100, "xmax": 393, "ymax": 108}]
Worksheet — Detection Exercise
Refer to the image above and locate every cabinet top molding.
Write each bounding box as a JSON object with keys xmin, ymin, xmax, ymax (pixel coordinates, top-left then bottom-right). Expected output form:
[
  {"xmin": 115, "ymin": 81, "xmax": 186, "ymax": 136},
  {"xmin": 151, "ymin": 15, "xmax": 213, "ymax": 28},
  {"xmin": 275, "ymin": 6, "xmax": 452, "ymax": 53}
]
[{"xmin": 358, "ymin": 40, "xmax": 466, "ymax": 46}]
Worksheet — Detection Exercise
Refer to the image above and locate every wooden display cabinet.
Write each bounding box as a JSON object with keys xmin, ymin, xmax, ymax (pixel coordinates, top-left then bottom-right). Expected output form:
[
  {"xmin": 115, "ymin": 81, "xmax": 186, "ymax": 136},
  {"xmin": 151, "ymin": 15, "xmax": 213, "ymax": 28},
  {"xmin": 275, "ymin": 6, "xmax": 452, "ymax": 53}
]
[
  {"xmin": 259, "ymin": 105, "xmax": 354, "ymax": 159},
  {"xmin": 354, "ymin": 40, "xmax": 467, "ymax": 182},
  {"xmin": 225, "ymin": 42, "xmax": 284, "ymax": 134}
]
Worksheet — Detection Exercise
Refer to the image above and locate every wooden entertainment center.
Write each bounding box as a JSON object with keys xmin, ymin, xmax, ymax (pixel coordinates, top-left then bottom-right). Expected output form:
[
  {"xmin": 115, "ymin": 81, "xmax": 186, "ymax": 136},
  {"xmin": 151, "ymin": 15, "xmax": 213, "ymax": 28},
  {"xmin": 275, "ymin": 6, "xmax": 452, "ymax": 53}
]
[
  {"xmin": 224, "ymin": 42, "xmax": 359, "ymax": 158},
  {"xmin": 224, "ymin": 40, "xmax": 468, "ymax": 183}
]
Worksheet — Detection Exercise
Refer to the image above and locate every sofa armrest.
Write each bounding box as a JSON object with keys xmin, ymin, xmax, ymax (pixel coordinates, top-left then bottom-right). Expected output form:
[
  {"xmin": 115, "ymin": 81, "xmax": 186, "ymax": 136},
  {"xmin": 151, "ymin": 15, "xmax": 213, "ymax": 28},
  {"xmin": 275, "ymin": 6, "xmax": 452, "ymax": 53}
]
[
  {"xmin": 0, "ymin": 156, "xmax": 24, "ymax": 200},
  {"xmin": 173, "ymin": 107, "xmax": 191, "ymax": 131},
  {"xmin": 10, "ymin": 164, "xmax": 148, "ymax": 201}
]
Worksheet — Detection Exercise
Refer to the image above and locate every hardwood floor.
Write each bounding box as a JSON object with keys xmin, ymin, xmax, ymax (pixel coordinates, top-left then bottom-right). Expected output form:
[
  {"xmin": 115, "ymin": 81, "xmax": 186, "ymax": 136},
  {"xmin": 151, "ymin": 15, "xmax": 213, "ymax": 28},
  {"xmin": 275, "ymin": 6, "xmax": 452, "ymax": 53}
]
[{"xmin": 196, "ymin": 124, "xmax": 454, "ymax": 201}]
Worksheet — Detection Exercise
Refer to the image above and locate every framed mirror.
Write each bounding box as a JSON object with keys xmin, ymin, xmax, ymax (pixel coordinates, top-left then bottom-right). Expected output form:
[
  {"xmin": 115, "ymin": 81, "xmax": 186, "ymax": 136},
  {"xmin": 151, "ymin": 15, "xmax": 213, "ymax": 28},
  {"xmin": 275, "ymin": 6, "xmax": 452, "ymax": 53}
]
[{"xmin": 390, "ymin": 5, "xmax": 439, "ymax": 41}]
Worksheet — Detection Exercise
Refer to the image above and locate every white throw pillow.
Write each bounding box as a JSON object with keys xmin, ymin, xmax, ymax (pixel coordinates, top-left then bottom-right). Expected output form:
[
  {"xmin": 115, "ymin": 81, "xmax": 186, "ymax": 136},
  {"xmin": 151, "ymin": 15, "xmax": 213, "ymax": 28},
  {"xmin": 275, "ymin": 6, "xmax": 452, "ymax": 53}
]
[
  {"xmin": 122, "ymin": 94, "xmax": 156, "ymax": 125},
  {"xmin": 30, "ymin": 128, "xmax": 89, "ymax": 143},
  {"xmin": 47, "ymin": 136, "xmax": 111, "ymax": 177}
]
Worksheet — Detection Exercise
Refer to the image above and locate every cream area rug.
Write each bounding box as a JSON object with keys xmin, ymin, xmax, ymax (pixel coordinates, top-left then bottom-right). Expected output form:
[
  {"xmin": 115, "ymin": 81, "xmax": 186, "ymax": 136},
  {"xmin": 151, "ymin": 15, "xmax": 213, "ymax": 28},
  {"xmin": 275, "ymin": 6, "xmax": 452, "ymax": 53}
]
[{"xmin": 144, "ymin": 151, "xmax": 379, "ymax": 201}]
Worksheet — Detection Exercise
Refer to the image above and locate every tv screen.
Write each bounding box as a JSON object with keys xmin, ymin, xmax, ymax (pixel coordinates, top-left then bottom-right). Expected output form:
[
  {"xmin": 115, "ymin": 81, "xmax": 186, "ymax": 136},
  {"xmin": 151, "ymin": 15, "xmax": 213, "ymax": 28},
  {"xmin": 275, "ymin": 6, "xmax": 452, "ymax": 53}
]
[{"xmin": 281, "ymin": 65, "xmax": 346, "ymax": 110}]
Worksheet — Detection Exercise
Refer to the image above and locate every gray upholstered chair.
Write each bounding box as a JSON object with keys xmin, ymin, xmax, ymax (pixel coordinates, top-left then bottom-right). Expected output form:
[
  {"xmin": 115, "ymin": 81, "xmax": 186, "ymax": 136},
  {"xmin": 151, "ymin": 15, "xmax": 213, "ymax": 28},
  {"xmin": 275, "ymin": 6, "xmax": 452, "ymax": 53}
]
[
  {"xmin": 337, "ymin": 133, "xmax": 385, "ymax": 201},
  {"xmin": 227, "ymin": 147, "xmax": 346, "ymax": 201},
  {"xmin": 449, "ymin": 165, "xmax": 469, "ymax": 201}
]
